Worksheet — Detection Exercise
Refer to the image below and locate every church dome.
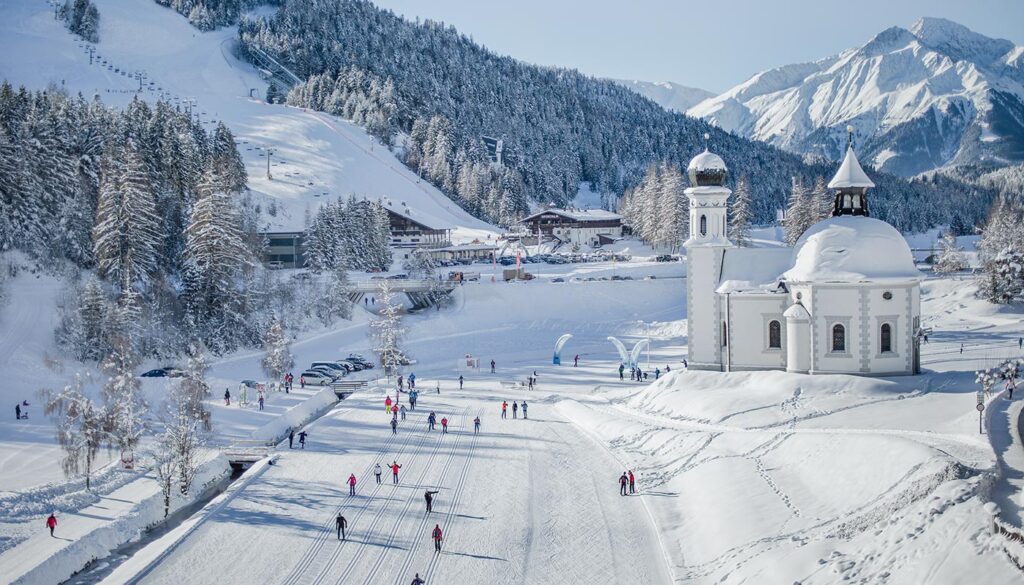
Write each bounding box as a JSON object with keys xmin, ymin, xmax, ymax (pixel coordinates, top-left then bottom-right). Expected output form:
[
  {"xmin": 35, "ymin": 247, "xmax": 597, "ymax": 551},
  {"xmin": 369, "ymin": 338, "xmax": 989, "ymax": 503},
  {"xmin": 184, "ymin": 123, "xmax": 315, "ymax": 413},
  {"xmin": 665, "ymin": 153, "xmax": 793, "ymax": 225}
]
[
  {"xmin": 687, "ymin": 150, "xmax": 728, "ymax": 187},
  {"xmin": 782, "ymin": 216, "xmax": 923, "ymax": 283}
]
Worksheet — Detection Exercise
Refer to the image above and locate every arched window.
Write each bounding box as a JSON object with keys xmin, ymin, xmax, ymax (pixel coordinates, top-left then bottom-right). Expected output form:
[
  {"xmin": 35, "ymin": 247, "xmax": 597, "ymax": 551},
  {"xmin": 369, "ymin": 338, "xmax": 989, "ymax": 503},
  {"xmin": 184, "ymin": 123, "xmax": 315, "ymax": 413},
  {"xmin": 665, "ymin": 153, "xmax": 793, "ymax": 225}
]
[
  {"xmin": 880, "ymin": 323, "xmax": 892, "ymax": 353},
  {"xmin": 699, "ymin": 215, "xmax": 707, "ymax": 237},
  {"xmin": 832, "ymin": 324, "xmax": 846, "ymax": 352},
  {"xmin": 768, "ymin": 320, "xmax": 782, "ymax": 349}
]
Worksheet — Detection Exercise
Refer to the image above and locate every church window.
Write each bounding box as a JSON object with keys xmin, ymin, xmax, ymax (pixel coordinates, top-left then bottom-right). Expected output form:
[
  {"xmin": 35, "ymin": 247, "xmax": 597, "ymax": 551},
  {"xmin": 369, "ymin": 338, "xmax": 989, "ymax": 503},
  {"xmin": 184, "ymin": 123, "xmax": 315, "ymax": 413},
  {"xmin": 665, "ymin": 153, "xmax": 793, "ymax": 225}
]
[
  {"xmin": 831, "ymin": 324, "xmax": 846, "ymax": 353},
  {"xmin": 880, "ymin": 323, "xmax": 892, "ymax": 353},
  {"xmin": 768, "ymin": 320, "xmax": 781, "ymax": 349},
  {"xmin": 699, "ymin": 215, "xmax": 707, "ymax": 237},
  {"xmin": 882, "ymin": 291, "xmax": 892, "ymax": 300}
]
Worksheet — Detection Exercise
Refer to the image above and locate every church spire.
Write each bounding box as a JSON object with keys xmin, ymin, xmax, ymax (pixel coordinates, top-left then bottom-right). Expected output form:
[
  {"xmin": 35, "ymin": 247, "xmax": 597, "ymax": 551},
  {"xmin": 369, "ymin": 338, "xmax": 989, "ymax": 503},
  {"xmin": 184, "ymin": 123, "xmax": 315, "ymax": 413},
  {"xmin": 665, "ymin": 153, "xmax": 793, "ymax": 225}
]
[{"xmin": 828, "ymin": 126, "xmax": 873, "ymax": 217}]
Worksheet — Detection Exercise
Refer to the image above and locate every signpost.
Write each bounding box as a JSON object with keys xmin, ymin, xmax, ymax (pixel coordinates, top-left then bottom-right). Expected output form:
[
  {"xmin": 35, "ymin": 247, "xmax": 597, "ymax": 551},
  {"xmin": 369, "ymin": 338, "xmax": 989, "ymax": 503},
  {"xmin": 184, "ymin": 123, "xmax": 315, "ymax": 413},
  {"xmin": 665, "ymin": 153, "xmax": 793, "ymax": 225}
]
[{"xmin": 977, "ymin": 391, "xmax": 986, "ymax": 434}]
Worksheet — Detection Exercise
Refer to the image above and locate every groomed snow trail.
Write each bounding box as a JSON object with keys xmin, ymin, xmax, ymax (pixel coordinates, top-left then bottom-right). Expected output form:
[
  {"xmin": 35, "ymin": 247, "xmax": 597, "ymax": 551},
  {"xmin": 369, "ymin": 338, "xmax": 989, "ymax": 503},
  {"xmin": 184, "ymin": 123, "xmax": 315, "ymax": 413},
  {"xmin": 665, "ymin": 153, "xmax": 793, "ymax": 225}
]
[{"xmin": 129, "ymin": 390, "xmax": 671, "ymax": 585}]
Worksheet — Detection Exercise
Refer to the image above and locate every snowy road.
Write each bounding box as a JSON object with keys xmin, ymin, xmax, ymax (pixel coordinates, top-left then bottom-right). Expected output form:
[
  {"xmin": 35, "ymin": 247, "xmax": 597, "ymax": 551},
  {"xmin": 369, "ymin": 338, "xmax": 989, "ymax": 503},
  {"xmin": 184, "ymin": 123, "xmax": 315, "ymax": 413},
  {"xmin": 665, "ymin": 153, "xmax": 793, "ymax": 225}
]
[{"xmin": 128, "ymin": 389, "xmax": 671, "ymax": 585}]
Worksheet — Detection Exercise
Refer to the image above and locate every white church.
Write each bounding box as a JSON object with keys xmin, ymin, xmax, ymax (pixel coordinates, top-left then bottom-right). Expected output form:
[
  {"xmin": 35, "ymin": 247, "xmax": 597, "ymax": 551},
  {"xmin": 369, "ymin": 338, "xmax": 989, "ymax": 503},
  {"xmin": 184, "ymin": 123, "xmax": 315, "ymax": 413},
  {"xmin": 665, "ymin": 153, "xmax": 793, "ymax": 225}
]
[{"xmin": 684, "ymin": 139, "xmax": 924, "ymax": 376}]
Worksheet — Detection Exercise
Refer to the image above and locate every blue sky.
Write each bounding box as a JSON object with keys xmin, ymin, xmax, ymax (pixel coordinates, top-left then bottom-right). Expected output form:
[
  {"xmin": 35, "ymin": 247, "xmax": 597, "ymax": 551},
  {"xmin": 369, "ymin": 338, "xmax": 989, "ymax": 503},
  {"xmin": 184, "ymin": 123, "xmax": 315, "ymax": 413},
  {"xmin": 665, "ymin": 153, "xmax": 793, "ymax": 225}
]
[{"xmin": 371, "ymin": 0, "xmax": 1024, "ymax": 93}]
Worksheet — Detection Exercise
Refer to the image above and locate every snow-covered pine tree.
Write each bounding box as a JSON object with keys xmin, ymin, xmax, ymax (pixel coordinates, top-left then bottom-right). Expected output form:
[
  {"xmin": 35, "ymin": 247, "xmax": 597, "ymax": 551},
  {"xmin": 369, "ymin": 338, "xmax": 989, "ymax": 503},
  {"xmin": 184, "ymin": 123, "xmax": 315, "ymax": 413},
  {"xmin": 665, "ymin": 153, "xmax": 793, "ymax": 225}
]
[
  {"xmin": 179, "ymin": 342, "xmax": 212, "ymax": 431},
  {"xmin": 783, "ymin": 176, "xmax": 812, "ymax": 245},
  {"xmin": 980, "ymin": 246, "xmax": 1024, "ymax": 304},
  {"xmin": 368, "ymin": 201, "xmax": 393, "ymax": 271},
  {"xmin": 657, "ymin": 162, "xmax": 686, "ymax": 251},
  {"xmin": 261, "ymin": 318, "xmax": 294, "ymax": 381},
  {"xmin": 811, "ymin": 176, "xmax": 831, "ymax": 223},
  {"xmin": 369, "ymin": 279, "xmax": 407, "ymax": 375},
  {"xmin": 210, "ymin": 122, "xmax": 247, "ymax": 194},
  {"xmin": 314, "ymin": 265, "xmax": 354, "ymax": 325},
  {"xmin": 43, "ymin": 374, "xmax": 105, "ymax": 490},
  {"xmin": 93, "ymin": 142, "xmax": 162, "ymax": 291},
  {"xmin": 152, "ymin": 427, "xmax": 179, "ymax": 518},
  {"xmin": 100, "ymin": 336, "xmax": 147, "ymax": 465},
  {"xmin": 730, "ymin": 173, "xmax": 753, "ymax": 248},
  {"xmin": 77, "ymin": 277, "xmax": 111, "ymax": 361},
  {"xmin": 933, "ymin": 230, "xmax": 968, "ymax": 273},
  {"xmin": 978, "ymin": 197, "xmax": 1024, "ymax": 265}
]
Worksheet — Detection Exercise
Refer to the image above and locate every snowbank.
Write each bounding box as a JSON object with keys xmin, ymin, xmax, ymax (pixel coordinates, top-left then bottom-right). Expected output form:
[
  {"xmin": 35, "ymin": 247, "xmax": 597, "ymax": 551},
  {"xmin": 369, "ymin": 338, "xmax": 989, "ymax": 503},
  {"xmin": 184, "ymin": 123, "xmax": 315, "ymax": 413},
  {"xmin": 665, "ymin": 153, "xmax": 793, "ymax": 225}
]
[{"xmin": 248, "ymin": 385, "xmax": 339, "ymax": 445}]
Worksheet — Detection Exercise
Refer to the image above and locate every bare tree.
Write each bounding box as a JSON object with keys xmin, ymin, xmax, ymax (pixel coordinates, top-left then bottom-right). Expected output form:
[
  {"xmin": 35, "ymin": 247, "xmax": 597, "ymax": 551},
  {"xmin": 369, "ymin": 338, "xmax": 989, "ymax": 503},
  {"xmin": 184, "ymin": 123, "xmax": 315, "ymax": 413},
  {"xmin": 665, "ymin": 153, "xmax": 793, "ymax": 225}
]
[
  {"xmin": 163, "ymin": 380, "xmax": 209, "ymax": 497},
  {"xmin": 101, "ymin": 336, "xmax": 147, "ymax": 466},
  {"xmin": 43, "ymin": 375, "xmax": 105, "ymax": 490}
]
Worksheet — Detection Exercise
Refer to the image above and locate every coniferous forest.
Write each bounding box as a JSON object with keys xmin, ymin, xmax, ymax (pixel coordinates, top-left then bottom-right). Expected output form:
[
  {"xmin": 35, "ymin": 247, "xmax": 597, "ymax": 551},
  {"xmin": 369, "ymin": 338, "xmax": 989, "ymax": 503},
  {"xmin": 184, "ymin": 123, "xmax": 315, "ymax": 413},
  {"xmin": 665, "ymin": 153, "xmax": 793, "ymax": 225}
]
[{"xmin": 238, "ymin": 0, "xmax": 997, "ymax": 232}]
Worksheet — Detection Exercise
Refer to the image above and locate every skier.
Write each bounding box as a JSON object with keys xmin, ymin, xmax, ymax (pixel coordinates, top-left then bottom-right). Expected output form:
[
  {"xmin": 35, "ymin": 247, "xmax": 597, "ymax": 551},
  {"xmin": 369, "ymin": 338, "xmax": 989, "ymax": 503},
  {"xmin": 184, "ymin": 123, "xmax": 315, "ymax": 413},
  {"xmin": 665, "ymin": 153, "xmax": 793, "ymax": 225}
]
[
  {"xmin": 619, "ymin": 472, "xmax": 629, "ymax": 496},
  {"xmin": 46, "ymin": 513, "xmax": 57, "ymax": 537},
  {"xmin": 397, "ymin": 375, "xmax": 404, "ymax": 390},
  {"xmin": 364, "ymin": 297, "xmax": 368, "ymax": 307},
  {"xmin": 300, "ymin": 375, "xmax": 306, "ymax": 389},
  {"xmin": 258, "ymin": 394, "xmax": 265, "ymax": 411},
  {"xmin": 428, "ymin": 412, "xmax": 437, "ymax": 430},
  {"xmin": 410, "ymin": 390, "xmax": 417, "ymax": 410},
  {"xmin": 298, "ymin": 430, "xmax": 307, "ymax": 449},
  {"xmin": 375, "ymin": 463, "xmax": 383, "ymax": 484},
  {"xmin": 630, "ymin": 367, "xmax": 635, "ymax": 381},
  {"xmin": 628, "ymin": 470, "xmax": 636, "ymax": 494},
  {"xmin": 441, "ymin": 417, "xmax": 449, "ymax": 433},
  {"xmin": 400, "ymin": 404, "xmax": 407, "ymax": 421},
  {"xmin": 348, "ymin": 473, "xmax": 357, "ymax": 496},
  {"xmin": 643, "ymin": 371, "xmax": 649, "ymax": 381},
  {"xmin": 391, "ymin": 461, "xmax": 402, "ymax": 484},
  {"xmin": 224, "ymin": 388, "xmax": 231, "ymax": 406},
  {"xmin": 528, "ymin": 376, "xmax": 534, "ymax": 390},
  {"xmin": 288, "ymin": 429, "xmax": 294, "ymax": 449},
  {"xmin": 1019, "ymin": 337, "xmax": 1023, "ymax": 350},
  {"xmin": 411, "ymin": 574, "xmax": 425, "ymax": 585},
  {"xmin": 473, "ymin": 416, "xmax": 481, "ymax": 434},
  {"xmin": 385, "ymin": 396, "xmax": 393, "ymax": 414},
  {"xmin": 960, "ymin": 344, "xmax": 964, "ymax": 354},
  {"xmin": 371, "ymin": 296, "xmax": 375, "ymax": 305},
  {"xmin": 432, "ymin": 524, "xmax": 443, "ymax": 552},
  {"xmin": 425, "ymin": 489, "xmax": 439, "ymax": 512},
  {"xmin": 501, "ymin": 401, "xmax": 508, "ymax": 419},
  {"xmin": 459, "ymin": 375, "xmax": 464, "ymax": 389},
  {"xmin": 665, "ymin": 365, "xmax": 671, "ymax": 373},
  {"xmin": 392, "ymin": 404, "xmax": 399, "ymax": 418},
  {"xmin": 512, "ymin": 402, "xmax": 518, "ymax": 419},
  {"xmin": 435, "ymin": 381, "xmax": 440, "ymax": 394},
  {"xmin": 574, "ymin": 354, "xmax": 579, "ymax": 367},
  {"xmin": 336, "ymin": 513, "xmax": 347, "ymax": 540},
  {"xmin": 619, "ymin": 364, "xmax": 625, "ymax": 380},
  {"xmin": 15, "ymin": 403, "xmax": 20, "ymax": 420},
  {"xmin": 521, "ymin": 401, "xmax": 528, "ymax": 419},
  {"xmin": 409, "ymin": 373, "xmax": 416, "ymax": 389},
  {"xmin": 391, "ymin": 418, "xmax": 398, "ymax": 435},
  {"xmin": 654, "ymin": 368, "xmax": 660, "ymax": 380},
  {"xmin": 490, "ymin": 359, "xmax": 496, "ymax": 373},
  {"xmin": 682, "ymin": 359, "xmax": 688, "ymax": 369}
]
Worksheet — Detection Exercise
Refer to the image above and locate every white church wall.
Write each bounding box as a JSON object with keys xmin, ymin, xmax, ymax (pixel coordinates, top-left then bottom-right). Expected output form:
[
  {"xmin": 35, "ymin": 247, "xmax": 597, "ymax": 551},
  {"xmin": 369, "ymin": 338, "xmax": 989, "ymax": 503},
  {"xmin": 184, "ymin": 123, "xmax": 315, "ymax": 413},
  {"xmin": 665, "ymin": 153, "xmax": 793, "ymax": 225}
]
[
  {"xmin": 722, "ymin": 294, "xmax": 788, "ymax": 371},
  {"xmin": 809, "ymin": 286, "xmax": 863, "ymax": 374},
  {"xmin": 686, "ymin": 247, "xmax": 726, "ymax": 370}
]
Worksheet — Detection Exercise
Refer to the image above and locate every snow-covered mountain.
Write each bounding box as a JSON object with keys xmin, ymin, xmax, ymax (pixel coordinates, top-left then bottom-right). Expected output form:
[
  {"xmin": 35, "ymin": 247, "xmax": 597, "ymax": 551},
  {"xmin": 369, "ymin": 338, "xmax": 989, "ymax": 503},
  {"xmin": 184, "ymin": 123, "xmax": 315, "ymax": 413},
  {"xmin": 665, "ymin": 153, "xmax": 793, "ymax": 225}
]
[
  {"xmin": 688, "ymin": 17, "xmax": 1024, "ymax": 176},
  {"xmin": 613, "ymin": 79, "xmax": 714, "ymax": 112}
]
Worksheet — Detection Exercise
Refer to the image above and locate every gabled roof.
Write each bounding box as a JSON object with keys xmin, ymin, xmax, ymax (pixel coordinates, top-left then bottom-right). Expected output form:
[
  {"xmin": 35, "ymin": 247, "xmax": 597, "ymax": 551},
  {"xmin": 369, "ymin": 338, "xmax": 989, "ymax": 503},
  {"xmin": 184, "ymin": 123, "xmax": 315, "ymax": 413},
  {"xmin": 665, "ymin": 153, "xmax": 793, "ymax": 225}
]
[
  {"xmin": 828, "ymin": 145, "xmax": 875, "ymax": 189},
  {"xmin": 380, "ymin": 199, "xmax": 451, "ymax": 231},
  {"xmin": 715, "ymin": 248, "xmax": 793, "ymax": 294},
  {"xmin": 521, "ymin": 208, "xmax": 622, "ymax": 223}
]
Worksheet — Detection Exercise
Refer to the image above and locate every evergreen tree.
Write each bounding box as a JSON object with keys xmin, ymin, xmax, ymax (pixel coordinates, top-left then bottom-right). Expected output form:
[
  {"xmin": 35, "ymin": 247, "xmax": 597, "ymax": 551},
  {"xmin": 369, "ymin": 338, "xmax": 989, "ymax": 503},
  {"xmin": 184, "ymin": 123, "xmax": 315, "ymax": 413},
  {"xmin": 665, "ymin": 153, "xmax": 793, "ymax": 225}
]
[
  {"xmin": 369, "ymin": 279, "xmax": 407, "ymax": 375},
  {"xmin": 261, "ymin": 318, "xmax": 294, "ymax": 380},
  {"xmin": 933, "ymin": 230, "xmax": 968, "ymax": 273},
  {"xmin": 100, "ymin": 337, "xmax": 147, "ymax": 463},
  {"xmin": 980, "ymin": 247, "xmax": 1024, "ymax": 304},
  {"xmin": 730, "ymin": 173, "xmax": 753, "ymax": 248},
  {"xmin": 811, "ymin": 175, "xmax": 831, "ymax": 223},
  {"xmin": 783, "ymin": 176, "xmax": 813, "ymax": 245}
]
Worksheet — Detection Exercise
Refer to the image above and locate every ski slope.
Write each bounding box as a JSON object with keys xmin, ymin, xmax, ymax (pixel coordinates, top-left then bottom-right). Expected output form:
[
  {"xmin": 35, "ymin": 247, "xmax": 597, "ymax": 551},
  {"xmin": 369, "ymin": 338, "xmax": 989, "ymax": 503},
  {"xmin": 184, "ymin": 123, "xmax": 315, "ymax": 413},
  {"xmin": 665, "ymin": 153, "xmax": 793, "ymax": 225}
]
[{"xmin": 0, "ymin": 0, "xmax": 499, "ymax": 241}]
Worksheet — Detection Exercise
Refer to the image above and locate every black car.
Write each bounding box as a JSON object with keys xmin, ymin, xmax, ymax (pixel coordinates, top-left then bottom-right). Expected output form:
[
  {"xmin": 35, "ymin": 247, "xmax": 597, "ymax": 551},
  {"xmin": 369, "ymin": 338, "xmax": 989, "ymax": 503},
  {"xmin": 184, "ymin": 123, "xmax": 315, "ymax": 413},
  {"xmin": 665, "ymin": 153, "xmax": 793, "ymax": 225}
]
[{"xmin": 141, "ymin": 369, "xmax": 168, "ymax": 378}]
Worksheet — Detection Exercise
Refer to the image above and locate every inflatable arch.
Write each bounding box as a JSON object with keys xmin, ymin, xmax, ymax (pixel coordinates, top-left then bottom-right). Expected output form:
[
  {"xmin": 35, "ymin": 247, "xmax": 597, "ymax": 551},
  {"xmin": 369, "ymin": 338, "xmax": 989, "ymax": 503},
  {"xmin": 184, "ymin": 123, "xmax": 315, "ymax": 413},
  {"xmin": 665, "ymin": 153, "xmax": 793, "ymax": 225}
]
[
  {"xmin": 553, "ymin": 334, "xmax": 573, "ymax": 365},
  {"xmin": 630, "ymin": 339, "xmax": 650, "ymax": 369},
  {"xmin": 607, "ymin": 336, "xmax": 629, "ymax": 366}
]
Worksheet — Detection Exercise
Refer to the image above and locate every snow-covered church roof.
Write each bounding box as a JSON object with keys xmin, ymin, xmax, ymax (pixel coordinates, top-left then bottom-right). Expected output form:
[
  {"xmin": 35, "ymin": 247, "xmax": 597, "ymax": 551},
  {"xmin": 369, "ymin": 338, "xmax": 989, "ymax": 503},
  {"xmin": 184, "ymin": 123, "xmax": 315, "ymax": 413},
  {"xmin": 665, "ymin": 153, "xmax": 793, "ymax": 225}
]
[
  {"xmin": 782, "ymin": 216, "xmax": 923, "ymax": 283},
  {"xmin": 716, "ymin": 248, "xmax": 793, "ymax": 294},
  {"xmin": 827, "ymin": 145, "xmax": 875, "ymax": 190}
]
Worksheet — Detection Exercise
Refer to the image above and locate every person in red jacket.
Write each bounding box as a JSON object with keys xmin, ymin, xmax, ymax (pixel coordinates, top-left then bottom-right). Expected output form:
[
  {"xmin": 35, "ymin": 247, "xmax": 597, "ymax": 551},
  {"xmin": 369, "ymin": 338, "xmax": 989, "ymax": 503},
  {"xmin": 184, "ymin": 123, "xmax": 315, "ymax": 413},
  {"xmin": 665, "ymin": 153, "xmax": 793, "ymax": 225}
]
[
  {"xmin": 348, "ymin": 473, "xmax": 357, "ymax": 496},
  {"xmin": 501, "ymin": 401, "xmax": 508, "ymax": 419},
  {"xmin": 46, "ymin": 513, "xmax": 57, "ymax": 537},
  {"xmin": 432, "ymin": 524, "xmax": 443, "ymax": 552},
  {"xmin": 628, "ymin": 470, "xmax": 636, "ymax": 494},
  {"xmin": 440, "ymin": 417, "xmax": 448, "ymax": 433},
  {"xmin": 390, "ymin": 461, "xmax": 402, "ymax": 484}
]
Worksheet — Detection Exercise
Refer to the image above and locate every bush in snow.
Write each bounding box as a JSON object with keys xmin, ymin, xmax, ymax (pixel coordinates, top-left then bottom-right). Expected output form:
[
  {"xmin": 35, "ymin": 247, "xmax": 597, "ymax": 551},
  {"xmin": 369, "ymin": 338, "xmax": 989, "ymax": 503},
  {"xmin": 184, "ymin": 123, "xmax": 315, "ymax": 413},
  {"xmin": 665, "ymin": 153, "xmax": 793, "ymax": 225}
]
[{"xmin": 933, "ymin": 230, "xmax": 968, "ymax": 273}]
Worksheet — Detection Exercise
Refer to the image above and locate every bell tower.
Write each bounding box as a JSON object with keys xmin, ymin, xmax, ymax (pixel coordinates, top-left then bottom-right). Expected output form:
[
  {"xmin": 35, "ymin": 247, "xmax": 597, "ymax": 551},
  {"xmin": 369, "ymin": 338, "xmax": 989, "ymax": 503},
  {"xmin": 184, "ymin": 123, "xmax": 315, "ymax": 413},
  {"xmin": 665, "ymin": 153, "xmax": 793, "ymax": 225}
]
[
  {"xmin": 683, "ymin": 138, "xmax": 733, "ymax": 371},
  {"xmin": 830, "ymin": 126, "xmax": 875, "ymax": 217}
]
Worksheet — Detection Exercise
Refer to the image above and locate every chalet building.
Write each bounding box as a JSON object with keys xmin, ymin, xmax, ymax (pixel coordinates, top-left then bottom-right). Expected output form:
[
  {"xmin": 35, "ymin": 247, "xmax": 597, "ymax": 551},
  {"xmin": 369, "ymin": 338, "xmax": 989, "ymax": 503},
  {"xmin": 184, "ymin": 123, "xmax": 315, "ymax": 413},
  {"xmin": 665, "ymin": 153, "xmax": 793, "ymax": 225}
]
[
  {"xmin": 386, "ymin": 206, "xmax": 451, "ymax": 250},
  {"xmin": 520, "ymin": 208, "xmax": 623, "ymax": 248},
  {"xmin": 430, "ymin": 242, "xmax": 499, "ymax": 262},
  {"xmin": 259, "ymin": 231, "xmax": 306, "ymax": 269}
]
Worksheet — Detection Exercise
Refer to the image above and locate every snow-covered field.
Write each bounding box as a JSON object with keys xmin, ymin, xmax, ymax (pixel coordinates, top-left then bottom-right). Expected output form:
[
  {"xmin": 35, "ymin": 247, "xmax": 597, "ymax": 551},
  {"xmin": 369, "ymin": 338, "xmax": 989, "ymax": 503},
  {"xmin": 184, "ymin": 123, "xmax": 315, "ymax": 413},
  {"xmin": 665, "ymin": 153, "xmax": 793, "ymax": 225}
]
[{"xmin": 0, "ymin": 1, "xmax": 1022, "ymax": 584}]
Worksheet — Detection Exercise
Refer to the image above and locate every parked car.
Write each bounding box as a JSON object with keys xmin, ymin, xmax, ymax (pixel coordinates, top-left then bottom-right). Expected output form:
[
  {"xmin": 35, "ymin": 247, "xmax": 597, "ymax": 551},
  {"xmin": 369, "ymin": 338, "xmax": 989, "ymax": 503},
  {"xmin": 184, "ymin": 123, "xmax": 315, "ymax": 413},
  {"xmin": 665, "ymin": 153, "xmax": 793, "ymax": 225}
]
[
  {"xmin": 655, "ymin": 254, "xmax": 679, "ymax": 263},
  {"xmin": 311, "ymin": 361, "xmax": 348, "ymax": 376},
  {"xmin": 299, "ymin": 370, "xmax": 335, "ymax": 386},
  {"xmin": 308, "ymin": 366, "xmax": 341, "ymax": 379},
  {"xmin": 141, "ymin": 368, "xmax": 168, "ymax": 378},
  {"xmin": 387, "ymin": 274, "xmax": 409, "ymax": 280},
  {"xmin": 339, "ymin": 358, "xmax": 367, "ymax": 371},
  {"xmin": 332, "ymin": 360, "xmax": 355, "ymax": 373},
  {"xmin": 551, "ymin": 277, "xmax": 565, "ymax": 283}
]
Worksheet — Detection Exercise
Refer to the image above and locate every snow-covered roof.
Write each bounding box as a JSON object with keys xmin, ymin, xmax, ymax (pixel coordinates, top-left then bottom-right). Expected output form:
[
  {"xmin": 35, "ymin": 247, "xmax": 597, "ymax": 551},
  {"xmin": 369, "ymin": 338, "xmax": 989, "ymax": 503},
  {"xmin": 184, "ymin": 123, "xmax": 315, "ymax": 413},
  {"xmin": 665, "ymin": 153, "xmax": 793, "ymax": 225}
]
[
  {"xmin": 379, "ymin": 198, "xmax": 452, "ymax": 230},
  {"xmin": 782, "ymin": 216, "xmax": 923, "ymax": 283},
  {"xmin": 436, "ymin": 243, "xmax": 498, "ymax": 252},
  {"xmin": 783, "ymin": 302, "xmax": 810, "ymax": 320},
  {"xmin": 716, "ymin": 248, "xmax": 793, "ymax": 294},
  {"xmin": 521, "ymin": 208, "xmax": 622, "ymax": 223},
  {"xmin": 687, "ymin": 150, "xmax": 727, "ymax": 172},
  {"xmin": 828, "ymin": 146, "xmax": 875, "ymax": 189}
]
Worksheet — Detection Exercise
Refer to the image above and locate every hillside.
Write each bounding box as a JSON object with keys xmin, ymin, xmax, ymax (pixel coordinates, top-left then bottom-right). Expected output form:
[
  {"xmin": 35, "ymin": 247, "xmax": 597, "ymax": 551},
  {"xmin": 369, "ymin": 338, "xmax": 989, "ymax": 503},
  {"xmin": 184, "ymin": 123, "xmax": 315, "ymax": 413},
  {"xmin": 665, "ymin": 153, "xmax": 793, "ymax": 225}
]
[
  {"xmin": 689, "ymin": 17, "xmax": 1024, "ymax": 177},
  {"xmin": 236, "ymin": 1, "xmax": 996, "ymax": 233},
  {"xmin": 613, "ymin": 79, "xmax": 714, "ymax": 113},
  {"xmin": 0, "ymin": 0, "xmax": 499, "ymax": 242}
]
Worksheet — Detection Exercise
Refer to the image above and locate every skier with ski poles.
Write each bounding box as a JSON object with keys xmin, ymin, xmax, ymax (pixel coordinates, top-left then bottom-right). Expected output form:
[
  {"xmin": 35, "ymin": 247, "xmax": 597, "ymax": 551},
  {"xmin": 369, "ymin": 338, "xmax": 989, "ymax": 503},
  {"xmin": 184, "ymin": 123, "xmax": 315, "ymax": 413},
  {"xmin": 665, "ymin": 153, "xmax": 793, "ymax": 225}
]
[
  {"xmin": 474, "ymin": 416, "xmax": 481, "ymax": 434},
  {"xmin": 288, "ymin": 429, "xmax": 294, "ymax": 449},
  {"xmin": 375, "ymin": 463, "xmax": 383, "ymax": 484},
  {"xmin": 410, "ymin": 574, "xmax": 425, "ymax": 585},
  {"xmin": 501, "ymin": 401, "xmax": 507, "ymax": 419},
  {"xmin": 46, "ymin": 513, "xmax": 57, "ymax": 537},
  {"xmin": 391, "ymin": 417, "xmax": 398, "ymax": 435},
  {"xmin": 424, "ymin": 489, "xmax": 439, "ymax": 512},
  {"xmin": 391, "ymin": 461, "xmax": 402, "ymax": 484},
  {"xmin": 400, "ymin": 404, "xmax": 407, "ymax": 420},
  {"xmin": 458, "ymin": 375, "xmax": 464, "ymax": 389},
  {"xmin": 336, "ymin": 513, "xmax": 347, "ymax": 540},
  {"xmin": 512, "ymin": 402, "xmax": 518, "ymax": 419},
  {"xmin": 432, "ymin": 524, "xmax": 443, "ymax": 552},
  {"xmin": 628, "ymin": 470, "xmax": 636, "ymax": 494},
  {"xmin": 298, "ymin": 430, "xmax": 307, "ymax": 449},
  {"xmin": 440, "ymin": 417, "xmax": 448, "ymax": 433},
  {"xmin": 348, "ymin": 473, "xmax": 357, "ymax": 496},
  {"xmin": 428, "ymin": 412, "xmax": 436, "ymax": 430},
  {"xmin": 619, "ymin": 472, "xmax": 629, "ymax": 496},
  {"xmin": 521, "ymin": 401, "xmax": 528, "ymax": 419}
]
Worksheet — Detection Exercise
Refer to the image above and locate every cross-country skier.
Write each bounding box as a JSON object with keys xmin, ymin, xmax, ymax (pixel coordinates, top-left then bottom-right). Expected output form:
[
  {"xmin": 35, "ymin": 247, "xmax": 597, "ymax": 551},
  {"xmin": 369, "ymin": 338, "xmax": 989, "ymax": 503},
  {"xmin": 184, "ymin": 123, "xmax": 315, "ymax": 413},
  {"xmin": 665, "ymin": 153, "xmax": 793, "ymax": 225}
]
[
  {"xmin": 288, "ymin": 429, "xmax": 294, "ymax": 449},
  {"xmin": 501, "ymin": 401, "xmax": 507, "ymax": 419},
  {"xmin": 385, "ymin": 396, "xmax": 393, "ymax": 413},
  {"xmin": 574, "ymin": 354, "xmax": 579, "ymax": 367},
  {"xmin": 628, "ymin": 470, "xmax": 636, "ymax": 494},
  {"xmin": 391, "ymin": 461, "xmax": 402, "ymax": 484},
  {"xmin": 375, "ymin": 463, "xmax": 383, "ymax": 484},
  {"xmin": 432, "ymin": 524, "xmax": 443, "ymax": 552},
  {"xmin": 224, "ymin": 388, "xmax": 231, "ymax": 406},
  {"xmin": 409, "ymin": 373, "xmax": 416, "ymax": 389},
  {"xmin": 391, "ymin": 418, "xmax": 398, "ymax": 435},
  {"xmin": 521, "ymin": 401, "xmax": 528, "ymax": 419},
  {"xmin": 619, "ymin": 364, "xmax": 625, "ymax": 380},
  {"xmin": 400, "ymin": 404, "xmax": 407, "ymax": 420},
  {"xmin": 46, "ymin": 513, "xmax": 57, "ymax": 537},
  {"xmin": 512, "ymin": 402, "xmax": 518, "ymax": 419},
  {"xmin": 15, "ymin": 403, "xmax": 20, "ymax": 420},
  {"xmin": 398, "ymin": 375, "xmax": 404, "ymax": 390},
  {"xmin": 336, "ymin": 513, "xmax": 347, "ymax": 540},
  {"xmin": 459, "ymin": 375, "xmax": 464, "ymax": 389},
  {"xmin": 619, "ymin": 472, "xmax": 629, "ymax": 496},
  {"xmin": 654, "ymin": 368, "xmax": 660, "ymax": 380},
  {"xmin": 490, "ymin": 359, "xmax": 496, "ymax": 373},
  {"xmin": 410, "ymin": 574, "xmax": 425, "ymax": 585},
  {"xmin": 474, "ymin": 417, "xmax": 481, "ymax": 434},
  {"xmin": 441, "ymin": 417, "xmax": 448, "ymax": 433},
  {"xmin": 348, "ymin": 473, "xmax": 357, "ymax": 496},
  {"xmin": 298, "ymin": 431, "xmax": 307, "ymax": 449},
  {"xmin": 425, "ymin": 490, "xmax": 439, "ymax": 512},
  {"xmin": 428, "ymin": 412, "xmax": 436, "ymax": 430}
]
